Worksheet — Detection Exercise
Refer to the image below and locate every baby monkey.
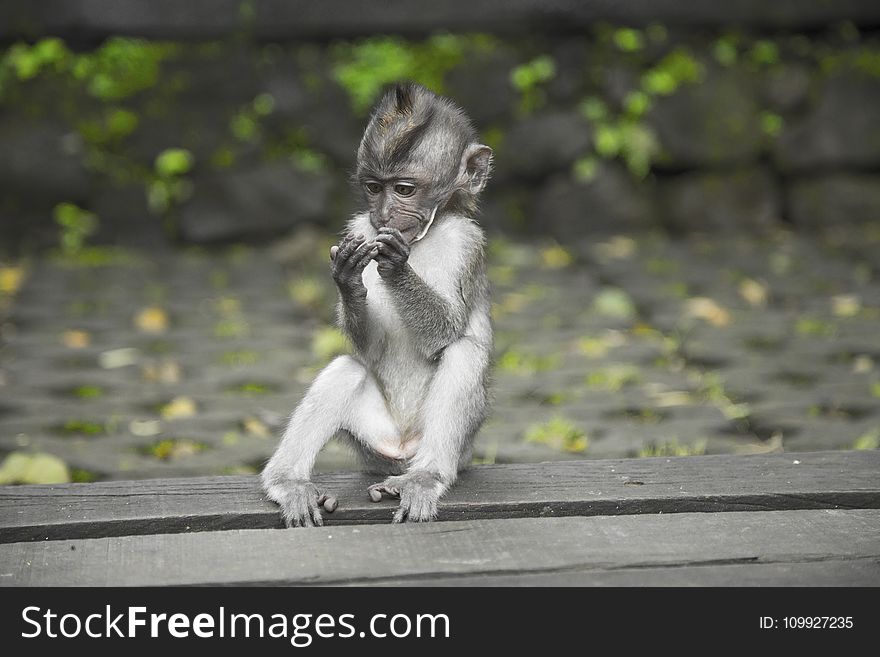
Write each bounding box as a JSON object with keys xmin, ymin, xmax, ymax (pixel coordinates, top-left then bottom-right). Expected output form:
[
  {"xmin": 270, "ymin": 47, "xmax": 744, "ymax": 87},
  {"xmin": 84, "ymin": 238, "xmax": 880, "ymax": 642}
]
[{"xmin": 262, "ymin": 82, "xmax": 493, "ymax": 526}]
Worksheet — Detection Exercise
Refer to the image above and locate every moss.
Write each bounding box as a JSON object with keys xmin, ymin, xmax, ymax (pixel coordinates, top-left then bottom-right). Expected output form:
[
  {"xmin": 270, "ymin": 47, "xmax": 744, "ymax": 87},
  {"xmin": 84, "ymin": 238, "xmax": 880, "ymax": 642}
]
[
  {"xmin": 72, "ymin": 385, "xmax": 104, "ymax": 399},
  {"xmin": 586, "ymin": 365, "xmax": 641, "ymax": 391},
  {"xmin": 525, "ymin": 417, "xmax": 589, "ymax": 453},
  {"xmin": 213, "ymin": 318, "xmax": 249, "ymax": 339},
  {"xmin": 496, "ymin": 350, "xmax": 561, "ymax": 375},
  {"xmin": 51, "ymin": 246, "xmax": 139, "ymax": 268},
  {"xmin": 57, "ymin": 419, "xmax": 107, "ymax": 435},
  {"xmin": 218, "ymin": 350, "xmax": 261, "ymax": 366},
  {"xmin": 71, "ymin": 468, "xmax": 100, "ymax": 483},
  {"xmin": 795, "ymin": 316, "xmax": 836, "ymax": 337},
  {"xmin": 227, "ymin": 381, "xmax": 278, "ymax": 396}
]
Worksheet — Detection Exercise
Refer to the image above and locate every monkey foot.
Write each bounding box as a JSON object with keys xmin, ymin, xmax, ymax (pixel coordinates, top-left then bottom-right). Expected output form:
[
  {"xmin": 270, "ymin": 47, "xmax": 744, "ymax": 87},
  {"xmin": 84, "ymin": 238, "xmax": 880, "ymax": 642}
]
[
  {"xmin": 367, "ymin": 471, "xmax": 442, "ymax": 523},
  {"xmin": 263, "ymin": 478, "xmax": 337, "ymax": 528}
]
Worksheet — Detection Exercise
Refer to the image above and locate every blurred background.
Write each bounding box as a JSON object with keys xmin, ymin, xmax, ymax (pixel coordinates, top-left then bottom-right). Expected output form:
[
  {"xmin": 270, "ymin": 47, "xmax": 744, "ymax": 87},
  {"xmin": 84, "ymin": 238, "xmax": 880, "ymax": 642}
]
[{"xmin": 1, "ymin": 0, "xmax": 879, "ymax": 484}]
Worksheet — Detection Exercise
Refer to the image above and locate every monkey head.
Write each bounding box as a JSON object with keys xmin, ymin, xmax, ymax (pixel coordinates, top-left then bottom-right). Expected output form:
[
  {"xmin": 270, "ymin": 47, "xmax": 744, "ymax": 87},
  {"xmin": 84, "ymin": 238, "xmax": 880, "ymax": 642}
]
[{"xmin": 355, "ymin": 82, "xmax": 493, "ymax": 244}]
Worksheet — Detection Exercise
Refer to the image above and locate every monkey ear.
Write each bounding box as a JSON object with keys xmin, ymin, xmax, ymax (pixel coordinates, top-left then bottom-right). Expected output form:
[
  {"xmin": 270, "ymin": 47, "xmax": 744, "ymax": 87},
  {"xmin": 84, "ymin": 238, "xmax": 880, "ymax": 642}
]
[{"xmin": 459, "ymin": 144, "xmax": 493, "ymax": 195}]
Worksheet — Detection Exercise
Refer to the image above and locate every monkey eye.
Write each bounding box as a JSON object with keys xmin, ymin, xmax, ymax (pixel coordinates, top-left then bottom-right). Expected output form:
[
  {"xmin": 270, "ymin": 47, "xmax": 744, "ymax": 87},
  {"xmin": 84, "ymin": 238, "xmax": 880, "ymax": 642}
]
[
  {"xmin": 394, "ymin": 183, "xmax": 416, "ymax": 197},
  {"xmin": 365, "ymin": 182, "xmax": 383, "ymax": 195}
]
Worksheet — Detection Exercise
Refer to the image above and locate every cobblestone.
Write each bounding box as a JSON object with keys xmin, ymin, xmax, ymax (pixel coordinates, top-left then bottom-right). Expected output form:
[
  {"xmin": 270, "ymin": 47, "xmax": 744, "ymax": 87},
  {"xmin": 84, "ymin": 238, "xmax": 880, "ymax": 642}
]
[{"xmin": 1, "ymin": 224, "xmax": 879, "ymax": 481}]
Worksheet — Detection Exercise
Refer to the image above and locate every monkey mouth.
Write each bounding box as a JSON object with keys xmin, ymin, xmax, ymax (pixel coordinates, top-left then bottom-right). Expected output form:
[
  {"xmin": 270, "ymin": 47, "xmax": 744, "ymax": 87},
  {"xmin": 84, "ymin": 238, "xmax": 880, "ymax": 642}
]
[{"xmin": 386, "ymin": 214, "xmax": 422, "ymax": 243}]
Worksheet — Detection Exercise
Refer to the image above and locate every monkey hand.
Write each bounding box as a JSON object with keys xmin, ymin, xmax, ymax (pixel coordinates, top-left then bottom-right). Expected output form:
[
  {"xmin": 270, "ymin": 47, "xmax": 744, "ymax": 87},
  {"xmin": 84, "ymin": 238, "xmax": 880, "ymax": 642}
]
[
  {"xmin": 367, "ymin": 470, "xmax": 444, "ymax": 523},
  {"xmin": 373, "ymin": 227, "xmax": 411, "ymax": 279},
  {"xmin": 263, "ymin": 476, "xmax": 337, "ymax": 528},
  {"xmin": 331, "ymin": 233, "xmax": 378, "ymax": 297}
]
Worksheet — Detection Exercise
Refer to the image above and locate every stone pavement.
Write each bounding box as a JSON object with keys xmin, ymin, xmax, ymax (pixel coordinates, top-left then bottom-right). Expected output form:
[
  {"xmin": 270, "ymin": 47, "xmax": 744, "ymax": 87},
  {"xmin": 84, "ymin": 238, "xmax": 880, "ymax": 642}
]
[{"xmin": 1, "ymin": 224, "xmax": 878, "ymax": 482}]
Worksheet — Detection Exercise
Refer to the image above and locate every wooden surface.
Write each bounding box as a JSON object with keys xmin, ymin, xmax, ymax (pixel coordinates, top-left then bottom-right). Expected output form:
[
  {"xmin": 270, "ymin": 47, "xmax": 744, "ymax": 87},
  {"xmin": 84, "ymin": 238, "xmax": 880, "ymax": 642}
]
[
  {"xmin": 1, "ymin": 451, "xmax": 877, "ymax": 543},
  {"xmin": 2, "ymin": 509, "xmax": 878, "ymax": 586}
]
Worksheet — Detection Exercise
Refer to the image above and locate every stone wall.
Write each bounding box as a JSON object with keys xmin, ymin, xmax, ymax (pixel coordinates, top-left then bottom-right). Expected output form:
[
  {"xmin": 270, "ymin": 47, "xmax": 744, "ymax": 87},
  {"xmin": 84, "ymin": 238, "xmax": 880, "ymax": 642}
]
[{"xmin": 2, "ymin": 2, "xmax": 880, "ymax": 252}]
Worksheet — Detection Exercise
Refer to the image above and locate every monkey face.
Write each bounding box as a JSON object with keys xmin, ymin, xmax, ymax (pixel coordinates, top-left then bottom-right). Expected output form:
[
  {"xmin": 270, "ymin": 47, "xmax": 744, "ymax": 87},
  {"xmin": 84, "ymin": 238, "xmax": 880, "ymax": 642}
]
[{"xmin": 363, "ymin": 179, "xmax": 437, "ymax": 244}]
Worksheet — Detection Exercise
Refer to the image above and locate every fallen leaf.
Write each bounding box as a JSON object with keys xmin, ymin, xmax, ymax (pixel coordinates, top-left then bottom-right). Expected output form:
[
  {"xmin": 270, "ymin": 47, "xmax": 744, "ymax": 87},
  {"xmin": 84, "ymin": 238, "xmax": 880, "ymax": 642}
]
[
  {"xmin": 99, "ymin": 347, "xmax": 141, "ymax": 369},
  {"xmin": 243, "ymin": 416, "xmax": 271, "ymax": 438},
  {"xmin": 594, "ymin": 236, "xmax": 636, "ymax": 261},
  {"xmin": 129, "ymin": 419, "xmax": 162, "ymax": 437},
  {"xmin": 735, "ymin": 432, "xmax": 784, "ymax": 455},
  {"xmin": 831, "ymin": 294, "xmax": 861, "ymax": 318},
  {"xmin": 738, "ymin": 278, "xmax": 768, "ymax": 307},
  {"xmin": 0, "ymin": 451, "xmax": 70, "ymax": 484},
  {"xmin": 685, "ymin": 297, "xmax": 731, "ymax": 327},
  {"xmin": 142, "ymin": 359, "xmax": 182, "ymax": 384},
  {"xmin": 853, "ymin": 355, "xmax": 874, "ymax": 373},
  {"xmin": 62, "ymin": 330, "xmax": 91, "ymax": 349},
  {"xmin": 540, "ymin": 244, "xmax": 573, "ymax": 269},
  {"xmin": 135, "ymin": 306, "xmax": 169, "ymax": 333},
  {"xmin": 0, "ymin": 265, "xmax": 25, "ymax": 295},
  {"xmin": 159, "ymin": 396, "xmax": 197, "ymax": 419}
]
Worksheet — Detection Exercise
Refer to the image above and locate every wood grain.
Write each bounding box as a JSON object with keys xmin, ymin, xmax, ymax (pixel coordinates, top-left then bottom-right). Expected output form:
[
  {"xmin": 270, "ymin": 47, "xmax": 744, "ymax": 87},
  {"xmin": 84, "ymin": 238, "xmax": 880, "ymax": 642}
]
[
  {"xmin": 1, "ymin": 450, "xmax": 878, "ymax": 543},
  {"xmin": 2, "ymin": 509, "xmax": 877, "ymax": 586}
]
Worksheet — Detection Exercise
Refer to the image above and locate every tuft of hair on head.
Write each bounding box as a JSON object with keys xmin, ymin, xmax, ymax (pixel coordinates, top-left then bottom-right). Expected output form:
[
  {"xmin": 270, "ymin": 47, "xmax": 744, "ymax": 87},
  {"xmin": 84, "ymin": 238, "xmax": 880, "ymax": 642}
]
[{"xmin": 356, "ymin": 82, "xmax": 487, "ymax": 213}]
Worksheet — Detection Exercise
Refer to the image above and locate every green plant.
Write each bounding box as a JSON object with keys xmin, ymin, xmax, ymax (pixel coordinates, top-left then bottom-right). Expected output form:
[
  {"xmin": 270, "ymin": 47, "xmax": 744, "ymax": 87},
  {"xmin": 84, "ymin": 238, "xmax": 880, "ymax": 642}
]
[
  {"xmin": 612, "ymin": 28, "xmax": 645, "ymax": 53},
  {"xmin": 332, "ymin": 35, "xmax": 477, "ymax": 113},
  {"xmin": 54, "ymin": 203, "xmax": 98, "ymax": 256},
  {"xmin": 642, "ymin": 48, "xmax": 704, "ymax": 96},
  {"xmin": 510, "ymin": 55, "xmax": 556, "ymax": 114},
  {"xmin": 573, "ymin": 48, "xmax": 703, "ymax": 180},
  {"xmin": 148, "ymin": 148, "xmax": 194, "ymax": 214}
]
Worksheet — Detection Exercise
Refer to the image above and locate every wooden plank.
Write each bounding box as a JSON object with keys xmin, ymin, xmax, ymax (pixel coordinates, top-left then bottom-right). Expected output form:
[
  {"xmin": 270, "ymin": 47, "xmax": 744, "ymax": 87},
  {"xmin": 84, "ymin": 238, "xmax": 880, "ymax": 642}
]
[
  {"xmin": 365, "ymin": 561, "xmax": 880, "ymax": 587},
  {"xmin": 1, "ymin": 451, "xmax": 878, "ymax": 543},
  {"xmin": 1, "ymin": 510, "xmax": 878, "ymax": 586}
]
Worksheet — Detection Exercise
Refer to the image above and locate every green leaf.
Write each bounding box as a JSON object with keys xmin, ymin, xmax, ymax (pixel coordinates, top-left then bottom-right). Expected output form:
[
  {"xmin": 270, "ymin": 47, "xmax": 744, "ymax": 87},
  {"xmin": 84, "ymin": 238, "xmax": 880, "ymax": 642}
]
[
  {"xmin": 613, "ymin": 28, "xmax": 644, "ymax": 52},
  {"xmin": 594, "ymin": 124, "xmax": 621, "ymax": 157},
  {"xmin": 252, "ymin": 92, "xmax": 275, "ymax": 116},
  {"xmin": 573, "ymin": 156, "xmax": 598, "ymax": 183},
  {"xmin": 107, "ymin": 108, "xmax": 139, "ymax": 139},
  {"xmin": 155, "ymin": 148, "xmax": 194, "ymax": 177}
]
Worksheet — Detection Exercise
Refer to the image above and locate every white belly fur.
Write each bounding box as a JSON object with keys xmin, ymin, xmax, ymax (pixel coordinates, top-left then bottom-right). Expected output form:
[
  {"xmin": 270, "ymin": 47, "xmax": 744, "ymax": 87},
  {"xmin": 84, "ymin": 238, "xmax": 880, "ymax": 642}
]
[{"xmin": 361, "ymin": 259, "xmax": 435, "ymax": 433}]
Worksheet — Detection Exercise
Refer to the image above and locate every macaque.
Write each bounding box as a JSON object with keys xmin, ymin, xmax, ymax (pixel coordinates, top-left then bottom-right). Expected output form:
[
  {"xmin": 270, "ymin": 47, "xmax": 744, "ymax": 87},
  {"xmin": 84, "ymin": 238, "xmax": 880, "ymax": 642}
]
[{"xmin": 262, "ymin": 82, "xmax": 493, "ymax": 525}]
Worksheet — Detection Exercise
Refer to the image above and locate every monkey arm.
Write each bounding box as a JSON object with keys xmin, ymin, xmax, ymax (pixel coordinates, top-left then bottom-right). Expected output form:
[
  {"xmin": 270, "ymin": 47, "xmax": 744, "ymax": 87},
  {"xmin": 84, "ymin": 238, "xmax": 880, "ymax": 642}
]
[
  {"xmin": 374, "ymin": 225, "xmax": 487, "ymax": 359},
  {"xmin": 336, "ymin": 291, "xmax": 374, "ymax": 356},
  {"xmin": 383, "ymin": 265, "xmax": 469, "ymax": 358},
  {"xmin": 331, "ymin": 233, "xmax": 381, "ymax": 358}
]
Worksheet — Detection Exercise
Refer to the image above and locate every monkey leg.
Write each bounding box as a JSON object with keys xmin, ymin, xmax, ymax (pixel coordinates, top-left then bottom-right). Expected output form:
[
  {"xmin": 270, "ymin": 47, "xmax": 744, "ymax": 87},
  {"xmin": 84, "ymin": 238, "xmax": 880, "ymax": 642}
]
[
  {"xmin": 369, "ymin": 338, "xmax": 489, "ymax": 522},
  {"xmin": 261, "ymin": 355, "xmax": 407, "ymax": 527}
]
